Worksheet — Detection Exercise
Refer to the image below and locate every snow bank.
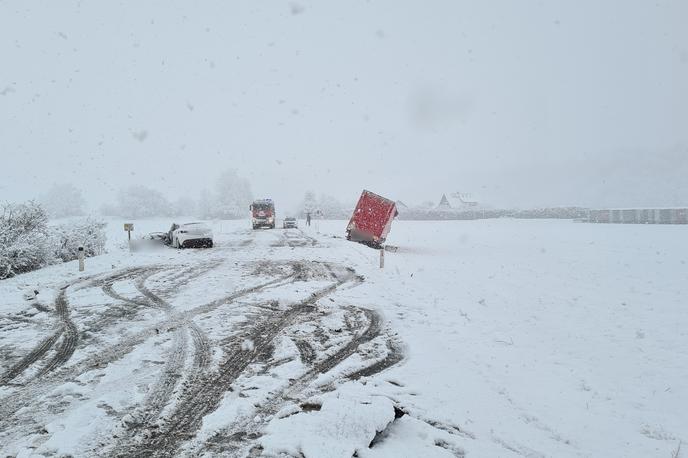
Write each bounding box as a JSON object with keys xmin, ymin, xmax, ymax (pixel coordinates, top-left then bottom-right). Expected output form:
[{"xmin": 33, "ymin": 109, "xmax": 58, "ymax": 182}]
[{"xmin": 260, "ymin": 386, "xmax": 396, "ymax": 458}]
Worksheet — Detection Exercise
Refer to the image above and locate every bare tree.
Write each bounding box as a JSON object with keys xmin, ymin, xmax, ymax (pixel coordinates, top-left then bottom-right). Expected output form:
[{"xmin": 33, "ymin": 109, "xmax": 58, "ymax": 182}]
[
  {"xmin": 211, "ymin": 169, "xmax": 253, "ymax": 219},
  {"xmin": 116, "ymin": 185, "xmax": 173, "ymax": 218},
  {"xmin": 300, "ymin": 190, "xmax": 317, "ymax": 217},
  {"xmin": 39, "ymin": 183, "xmax": 85, "ymax": 218}
]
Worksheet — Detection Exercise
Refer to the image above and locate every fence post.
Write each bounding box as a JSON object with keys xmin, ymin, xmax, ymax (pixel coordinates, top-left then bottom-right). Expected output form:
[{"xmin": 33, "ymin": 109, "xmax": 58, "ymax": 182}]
[{"xmin": 379, "ymin": 247, "xmax": 385, "ymax": 269}]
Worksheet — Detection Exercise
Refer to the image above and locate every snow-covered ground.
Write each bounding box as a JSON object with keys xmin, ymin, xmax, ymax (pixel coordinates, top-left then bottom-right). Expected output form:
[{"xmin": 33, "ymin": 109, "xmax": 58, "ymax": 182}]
[{"xmin": 0, "ymin": 218, "xmax": 686, "ymax": 457}]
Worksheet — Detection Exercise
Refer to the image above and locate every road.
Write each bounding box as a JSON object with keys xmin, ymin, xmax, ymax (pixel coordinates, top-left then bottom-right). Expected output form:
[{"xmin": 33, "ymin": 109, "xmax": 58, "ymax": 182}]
[{"xmin": 0, "ymin": 228, "xmax": 403, "ymax": 457}]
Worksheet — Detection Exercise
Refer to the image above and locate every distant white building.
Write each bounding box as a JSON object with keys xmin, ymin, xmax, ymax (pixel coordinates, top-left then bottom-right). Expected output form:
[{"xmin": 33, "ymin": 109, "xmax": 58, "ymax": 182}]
[{"xmin": 437, "ymin": 192, "xmax": 479, "ymax": 210}]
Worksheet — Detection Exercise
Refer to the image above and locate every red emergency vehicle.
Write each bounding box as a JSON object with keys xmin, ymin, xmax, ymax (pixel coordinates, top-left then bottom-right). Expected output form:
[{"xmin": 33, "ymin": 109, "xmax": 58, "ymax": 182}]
[
  {"xmin": 346, "ymin": 190, "xmax": 398, "ymax": 248},
  {"xmin": 251, "ymin": 199, "xmax": 276, "ymax": 229}
]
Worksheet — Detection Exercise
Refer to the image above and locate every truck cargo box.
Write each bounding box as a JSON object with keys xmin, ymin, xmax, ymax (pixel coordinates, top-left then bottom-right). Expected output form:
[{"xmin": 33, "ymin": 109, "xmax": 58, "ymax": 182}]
[{"xmin": 346, "ymin": 190, "xmax": 398, "ymax": 248}]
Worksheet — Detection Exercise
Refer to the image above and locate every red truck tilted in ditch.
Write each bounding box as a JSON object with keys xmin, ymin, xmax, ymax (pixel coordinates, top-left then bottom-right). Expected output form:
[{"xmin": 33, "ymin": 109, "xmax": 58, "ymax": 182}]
[{"xmin": 346, "ymin": 190, "xmax": 398, "ymax": 248}]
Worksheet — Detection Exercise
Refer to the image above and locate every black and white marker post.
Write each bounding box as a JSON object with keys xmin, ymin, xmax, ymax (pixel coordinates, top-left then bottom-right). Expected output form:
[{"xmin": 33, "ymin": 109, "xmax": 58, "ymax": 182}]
[
  {"xmin": 380, "ymin": 244, "xmax": 398, "ymax": 269},
  {"xmin": 78, "ymin": 245, "xmax": 85, "ymax": 272}
]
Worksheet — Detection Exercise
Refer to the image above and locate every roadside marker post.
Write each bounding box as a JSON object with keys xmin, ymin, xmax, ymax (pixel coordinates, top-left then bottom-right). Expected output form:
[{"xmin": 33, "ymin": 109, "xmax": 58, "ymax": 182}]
[
  {"xmin": 379, "ymin": 245, "xmax": 397, "ymax": 269},
  {"xmin": 315, "ymin": 209, "xmax": 322, "ymax": 234},
  {"xmin": 78, "ymin": 246, "xmax": 85, "ymax": 272}
]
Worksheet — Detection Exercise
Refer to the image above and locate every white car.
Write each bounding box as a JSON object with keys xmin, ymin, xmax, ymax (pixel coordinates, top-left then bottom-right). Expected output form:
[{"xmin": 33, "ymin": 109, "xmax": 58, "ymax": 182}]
[
  {"xmin": 283, "ymin": 217, "xmax": 298, "ymax": 229},
  {"xmin": 169, "ymin": 222, "xmax": 213, "ymax": 248}
]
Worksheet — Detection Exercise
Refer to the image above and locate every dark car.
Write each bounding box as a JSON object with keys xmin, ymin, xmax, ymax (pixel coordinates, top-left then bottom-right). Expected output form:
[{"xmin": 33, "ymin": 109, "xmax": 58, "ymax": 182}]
[
  {"xmin": 130, "ymin": 231, "xmax": 169, "ymax": 252},
  {"xmin": 145, "ymin": 231, "xmax": 170, "ymax": 244}
]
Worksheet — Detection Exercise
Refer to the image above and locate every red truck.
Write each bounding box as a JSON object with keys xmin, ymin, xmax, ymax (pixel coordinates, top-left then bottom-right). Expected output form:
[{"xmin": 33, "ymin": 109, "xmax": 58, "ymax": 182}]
[
  {"xmin": 346, "ymin": 190, "xmax": 398, "ymax": 248},
  {"xmin": 250, "ymin": 199, "xmax": 276, "ymax": 229}
]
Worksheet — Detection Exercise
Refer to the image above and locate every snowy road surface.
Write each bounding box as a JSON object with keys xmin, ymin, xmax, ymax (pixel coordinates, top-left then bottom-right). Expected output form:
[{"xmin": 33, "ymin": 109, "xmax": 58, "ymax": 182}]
[{"xmin": 0, "ymin": 219, "xmax": 686, "ymax": 457}]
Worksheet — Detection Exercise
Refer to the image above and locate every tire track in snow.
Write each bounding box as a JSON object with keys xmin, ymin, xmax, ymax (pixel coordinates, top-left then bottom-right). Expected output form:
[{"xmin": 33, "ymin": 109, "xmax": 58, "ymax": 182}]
[
  {"xmin": 189, "ymin": 323, "xmax": 211, "ymax": 370},
  {"xmin": 123, "ymin": 271, "xmax": 198, "ymax": 421},
  {"xmin": 0, "ymin": 283, "xmax": 85, "ymax": 384},
  {"xmin": 346, "ymin": 339, "xmax": 404, "ymax": 381},
  {"xmin": 297, "ymin": 229, "xmax": 319, "ymax": 247},
  {"xmin": 106, "ymin": 263, "xmax": 286, "ymax": 456},
  {"xmin": 77, "ymin": 271, "xmax": 295, "ymax": 380},
  {"xmin": 101, "ymin": 283, "xmax": 150, "ymax": 308},
  {"xmin": 0, "ymin": 269, "xmax": 149, "ymax": 386},
  {"xmin": 0, "ymin": 265, "xmax": 213, "ymax": 426},
  {"xmin": 0, "ymin": 262, "xmax": 322, "ymax": 448},
  {"xmin": 199, "ymin": 307, "xmax": 403, "ymax": 457},
  {"xmin": 134, "ymin": 272, "xmax": 169, "ymax": 310},
  {"xmin": 127, "ymin": 269, "xmax": 355, "ymax": 457},
  {"xmin": 0, "ymin": 270, "xmax": 295, "ymax": 439},
  {"xmin": 134, "ymin": 328, "xmax": 188, "ymax": 427},
  {"xmin": 0, "ymin": 329, "xmax": 63, "ymax": 385},
  {"xmin": 294, "ymin": 340, "xmax": 315, "ymax": 364},
  {"xmin": 155, "ymin": 259, "xmax": 224, "ymax": 295},
  {"xmin": 92, "ymin": 261, "xmax": 217, "ymax": 455},
  {"xmin": 37, "ymin": 288, "xmax": 79, "ymax": 376},
  {"xmin": 271, "ymin": 229, "xmax": 318, "ymax": 248}
]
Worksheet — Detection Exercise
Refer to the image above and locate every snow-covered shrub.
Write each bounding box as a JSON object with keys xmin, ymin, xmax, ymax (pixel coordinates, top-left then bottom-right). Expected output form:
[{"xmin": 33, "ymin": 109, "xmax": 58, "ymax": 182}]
[
  {"xmin": 51, "ymin": 218, "xmax": 107, "ymax": 262},
  {"xmin": 0, "ymin": 201, "xmax": 56, "ymax": 279},
  {"xmin": 0, "ymin": 202, "xmax": 107, "ymax": 279}
]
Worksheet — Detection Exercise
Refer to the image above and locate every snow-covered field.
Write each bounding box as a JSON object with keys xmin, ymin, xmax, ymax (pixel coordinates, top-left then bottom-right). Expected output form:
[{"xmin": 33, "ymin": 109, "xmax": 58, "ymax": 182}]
[{"xmin": 0, "ymin": 218, "xmax": 686, "ymax": 457}]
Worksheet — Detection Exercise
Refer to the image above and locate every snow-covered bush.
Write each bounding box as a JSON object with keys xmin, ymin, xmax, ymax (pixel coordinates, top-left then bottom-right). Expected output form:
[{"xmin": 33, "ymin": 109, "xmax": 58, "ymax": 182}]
[
  {"xmin": 0, "ymin": 201, "xmax": 55, "ymax": 279},
  {"xmin": 0, "ymin": 201, "xmax": 107, "ymax": 279},
  {"xmin": 51, "ymin": 218, "xmax": 107, "ymax": 262}
]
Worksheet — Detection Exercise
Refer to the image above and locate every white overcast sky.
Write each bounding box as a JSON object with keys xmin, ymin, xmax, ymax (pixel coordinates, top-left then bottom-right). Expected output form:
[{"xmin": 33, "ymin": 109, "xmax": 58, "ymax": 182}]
[{"xmin": 1, "ymin": 0, "xmax": 687, "ymax": 211}]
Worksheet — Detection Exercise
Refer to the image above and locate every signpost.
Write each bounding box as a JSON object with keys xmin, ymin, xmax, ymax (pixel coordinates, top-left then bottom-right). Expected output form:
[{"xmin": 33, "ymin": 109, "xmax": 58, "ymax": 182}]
[{"xmin": 124, "ymin": 223, "xmax": 134, "ymax": 241}]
